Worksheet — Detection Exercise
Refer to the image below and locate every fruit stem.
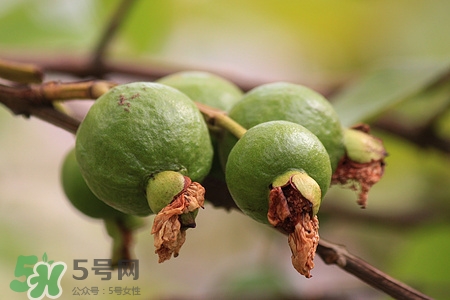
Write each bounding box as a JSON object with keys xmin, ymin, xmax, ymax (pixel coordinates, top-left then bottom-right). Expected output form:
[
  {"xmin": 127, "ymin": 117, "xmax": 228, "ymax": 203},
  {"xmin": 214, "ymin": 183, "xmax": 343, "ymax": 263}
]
[
  {"xmin": 195, "ymin": 102, "xmax": 247, "ymax": 139},
  {"xmin": 104, "ymin": 216, "xmax": 144, "ymax": 267}
]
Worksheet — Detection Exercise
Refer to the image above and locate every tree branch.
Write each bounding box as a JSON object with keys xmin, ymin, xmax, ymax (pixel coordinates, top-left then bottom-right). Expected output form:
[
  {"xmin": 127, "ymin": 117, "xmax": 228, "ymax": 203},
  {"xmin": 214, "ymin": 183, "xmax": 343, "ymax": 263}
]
[
  {"xmin": 317, "ymin": 240, "xmax": 432, "ymax": 300},
  {"xmin": 0, "ymin": 58, "xmax": 43, "ymax": 84},
  {"xmin": 0, "ymin": 80, "xmax": 115, "ymax": 134},
  {"xmin": 374, "ymin": 116, "xmax": 450, "ymax": 153},
  {"xmin": 0, "ymin": 52, "xmax": 341, "ymax": 97},
  {"xmin": 91, "ymin": 0, "xmax": 139, "ymax": 73}
]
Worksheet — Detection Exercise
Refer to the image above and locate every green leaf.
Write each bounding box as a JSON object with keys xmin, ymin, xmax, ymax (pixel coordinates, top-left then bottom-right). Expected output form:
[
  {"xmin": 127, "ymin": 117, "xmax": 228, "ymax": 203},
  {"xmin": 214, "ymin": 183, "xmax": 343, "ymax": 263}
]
[
  {"xmin": 331, "ymin": 58, "xmax": 450, "ymax": 127},
  {"xmin": 383, "ymin": 80, "xmax": 450, "ymax": 128},
  {"xmin": 42, "ymin": 252, "xmax": 47, "ymax": 262}
]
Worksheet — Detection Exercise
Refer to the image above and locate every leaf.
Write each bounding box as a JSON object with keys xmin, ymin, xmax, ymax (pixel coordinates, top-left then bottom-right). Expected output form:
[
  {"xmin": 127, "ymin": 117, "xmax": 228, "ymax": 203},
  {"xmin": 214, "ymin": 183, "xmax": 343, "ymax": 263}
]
[
  {"xmin": 48, "ymin": 260, "xmax": 54, "ymax": 265},
  {"xmin": 331, "ymin": 58, "xmax": 450, "ymax": 127},
  {"xmin": 42, "ymin": 252, "xmax": 48, "ymax": 262},
  {"xmin": 382, "ymin": 80, "xmax": 450, "ymax": 128}
]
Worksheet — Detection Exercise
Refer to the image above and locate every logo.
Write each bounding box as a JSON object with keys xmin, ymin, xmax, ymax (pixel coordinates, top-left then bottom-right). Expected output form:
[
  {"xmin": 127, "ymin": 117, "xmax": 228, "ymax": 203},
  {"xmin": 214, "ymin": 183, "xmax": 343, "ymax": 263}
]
[
  {"xmin": 10, "ymin": 254, "xmax": 141, "ymax": 299},
  {"xmin": 10, "ymin": 253, "xmax": 67, "ymax": 300}
]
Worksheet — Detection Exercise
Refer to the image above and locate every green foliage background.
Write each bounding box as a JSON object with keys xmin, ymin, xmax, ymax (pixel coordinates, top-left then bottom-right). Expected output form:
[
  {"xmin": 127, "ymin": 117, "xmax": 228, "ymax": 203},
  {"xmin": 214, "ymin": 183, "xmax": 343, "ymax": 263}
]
[{"xmin": 1, "ymin": 0, "xmax": 450, "ymax": 299}]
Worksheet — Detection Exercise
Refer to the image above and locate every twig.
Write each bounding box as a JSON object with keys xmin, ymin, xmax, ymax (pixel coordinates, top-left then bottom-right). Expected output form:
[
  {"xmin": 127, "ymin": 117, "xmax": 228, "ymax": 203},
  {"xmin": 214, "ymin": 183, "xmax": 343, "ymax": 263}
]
[
  {"xmin": 373, "ymin": 117, "xmax": 450, "ymax": 153},
  {"xmin": 317, "ymin": 240, "xmax": 432, "ymax": 300},
  {"xmin": 29, "ymin": 105, "xmax": 80, "ymax": 134},
  {"xmin": 91, "ymin": 0, "xmax": 139, "ymax": 71},
  {"xmin": 0, "ymin": 80, "xmax": 114, "ymax": 134},
  {"xmin": 0, "ymin": 52, "xmax": 340, "ymax": 96},
  {"xmin": 0, "ymin": 58, "xmax": 43, "ymax": 84},
  {"xmin": 0, "ymin": 80, "xmax": 115, "ymax": 103}
]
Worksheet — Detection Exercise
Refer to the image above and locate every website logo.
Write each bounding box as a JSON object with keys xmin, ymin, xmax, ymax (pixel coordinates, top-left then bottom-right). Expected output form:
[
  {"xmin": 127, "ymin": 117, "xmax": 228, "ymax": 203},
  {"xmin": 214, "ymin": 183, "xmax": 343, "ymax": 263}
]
[{"xmin": 10, "ymin": 253, "xmax": 67, "ymax": 300}]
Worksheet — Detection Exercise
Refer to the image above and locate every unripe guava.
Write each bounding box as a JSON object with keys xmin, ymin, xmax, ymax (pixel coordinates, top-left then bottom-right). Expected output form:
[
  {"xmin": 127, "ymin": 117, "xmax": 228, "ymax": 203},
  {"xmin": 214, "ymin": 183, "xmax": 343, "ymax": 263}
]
[
  {"xmin": 225, "ymin": 120, "xmax": 331, "ymax": 278},
  {"xmin": 75, "ymin": 82, "xmax": 213, "ymax": 216},
  {"xmin": 220, "ymin": 82, "xmax": 345, "ymax": 172},
  {"xmin": 61, "ymin": 148, "xmax": 125, "ymax": 219},
  {"xmin": 225, "ymin": 120, "xmax": 331, "ymax": 225},
  {"xmin": 156, "ymin": 71, "xmax": 243, "ymax": 112},
  {"xmin": 61, "ymin": 147, "xmax": 144, "ymax": 266},
  {"xmin": 157, "ymin": 71, "xmax": 244, "ymax": 185}
]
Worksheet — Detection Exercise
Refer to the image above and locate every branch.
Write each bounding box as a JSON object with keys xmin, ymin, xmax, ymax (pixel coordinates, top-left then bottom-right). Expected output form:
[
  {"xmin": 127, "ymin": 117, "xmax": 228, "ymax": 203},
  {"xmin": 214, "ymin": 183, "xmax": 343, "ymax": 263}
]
[
  {"xmin": 0, "ymin": 80, "xmax": 115, "ymax": 134},
  {"xmin": 317, "ymin": 240, "xmax": 432, "ymax": 300},
  {"xmin": 91, "ymin": 0, "xmax": 139, "ymax": 72},
  {"xmin": 374, "ymin": 117, "xmax": 450, "ymax": 153},
  {"xmin": 0, "ymin": 52, "xmax": 341, "ymax": 96},
  {"xmin": 0, "ymin": 58, "xmax": 43, "ymax": 83}
]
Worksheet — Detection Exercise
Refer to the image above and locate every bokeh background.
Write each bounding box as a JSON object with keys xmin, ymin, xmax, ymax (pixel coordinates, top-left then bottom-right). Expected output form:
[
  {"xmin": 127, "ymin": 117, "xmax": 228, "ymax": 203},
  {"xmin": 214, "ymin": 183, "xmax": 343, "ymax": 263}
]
[{"xmin": 1, "ymin": 0, "xmax": 450, "ymax": 299}]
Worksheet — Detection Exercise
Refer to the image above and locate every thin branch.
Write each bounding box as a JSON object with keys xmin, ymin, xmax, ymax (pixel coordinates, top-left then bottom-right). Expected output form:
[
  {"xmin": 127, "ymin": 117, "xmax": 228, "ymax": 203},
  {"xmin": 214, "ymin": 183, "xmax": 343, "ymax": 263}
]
[
  {"xmin": 0, "ymin": 58, "xmax": 43, "ymax": 84},
  {"xmin": 91, "ymin": 0, "xmax": 139, "ymax": 71},
  {"xmin": 0, "ymin": 52, "xmax": 341, "ymax": 96},
  {"xmin": 373, "ymin": 117, "xmax": 450, "ymax": 153},
  {"xmin": 0, "ymin": 80, "xmax": 115, "ymax": 134},
  {"xmin": 30, "ymin": 105, "xmax": 80, "ymax": 134},
  {"xmin": 317, "ymin": 240, "xmax": 432, "ymax": 300}
]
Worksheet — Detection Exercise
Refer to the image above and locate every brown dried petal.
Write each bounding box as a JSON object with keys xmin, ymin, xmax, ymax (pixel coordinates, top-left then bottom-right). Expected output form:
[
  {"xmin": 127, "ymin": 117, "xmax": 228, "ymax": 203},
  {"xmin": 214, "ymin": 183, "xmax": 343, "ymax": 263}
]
[
  {"xmin": 288, "ymin": 215, "xmax": 319, "ymax": 278},
  {"xmin": 331, "ymin": 157, "xmax": 385, "ymax": 208},
  {"xmin": 333, "ymin": 124, "xmax": 387, "ymax": 208},
  {"xmin": 151, "ymin": 181, "xmax": 205, "ymax": 263},
  {"xmin": 268, "ymin": 184, "xmax": 319, "ymax": 278}
]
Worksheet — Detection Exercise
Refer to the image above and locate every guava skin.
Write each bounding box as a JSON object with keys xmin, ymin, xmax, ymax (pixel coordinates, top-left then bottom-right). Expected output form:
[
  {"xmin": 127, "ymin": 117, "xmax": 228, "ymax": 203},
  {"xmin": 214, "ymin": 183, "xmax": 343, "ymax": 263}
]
[
  {"xmin": 225, "ymin": 120, "xmax": 332, "ymax": 224},
  {"xmin": 61, "ymin": 148, "xmax": 125, "ymax": 219},
  {"xmin": 220, "ymin": 82, "xmax": 345, "ymax": 173},
  {"xmin": 156, "ymin": 71, "xmax": 243, "ymax": 112},
  {"xmin": 75, "ymin": 82, "xmax": 213, "ymax": 216},
  {"xmin": 157, "ymin": 71, "xmax": 244, "ymax": 184}
]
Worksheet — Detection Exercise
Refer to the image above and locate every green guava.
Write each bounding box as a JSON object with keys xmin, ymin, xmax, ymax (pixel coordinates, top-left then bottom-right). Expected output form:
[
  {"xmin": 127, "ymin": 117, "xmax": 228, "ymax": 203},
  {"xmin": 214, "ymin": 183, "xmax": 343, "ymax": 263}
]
[
  {"xmin": 225, "ymin": 120, "xmax": 331, "ymax": 278},
  {"xmin": 225, "ymin": 120, "xmax": 331, "ymax": 225},
  {"xmin": 157, "ymin": 71, "xmax": 244, "ymax": 188},
  {"xmin": 61, "ymin": 147, "xmax": 144, "ymax": 266},
  {"xmin": 75, "ymin": 82, "xmax": 213, "ymax": 216},
  {"xmin": 61, "ymin": 147, "xmax": 125, "ymax": 219},
  {"xmin": 219, "ymin": 82, "xmax": 345, "ymax": 173},
  {"xmin": 156, "ymin": 71, "xmax": 243, "ymax": 112}
]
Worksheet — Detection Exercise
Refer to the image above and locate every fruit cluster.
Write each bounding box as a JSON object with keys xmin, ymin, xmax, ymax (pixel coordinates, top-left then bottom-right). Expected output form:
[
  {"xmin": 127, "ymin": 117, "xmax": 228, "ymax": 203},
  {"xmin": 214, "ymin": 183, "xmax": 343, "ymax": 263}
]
[{"xmin": 61, "ymin": 71, "xmax": 386, "ymax": 278}]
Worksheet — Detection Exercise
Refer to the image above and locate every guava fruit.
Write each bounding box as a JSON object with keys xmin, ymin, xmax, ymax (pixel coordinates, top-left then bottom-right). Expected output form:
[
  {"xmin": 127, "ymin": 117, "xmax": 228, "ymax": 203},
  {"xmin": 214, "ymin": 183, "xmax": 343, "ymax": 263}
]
[
  {"xmin": 225, "ymin": 120, "xmax": 332, "ymax": 278},
  {"xmin": 219, "ymin": 82, "xmax": 345, "ymax": 173},
  {"xmin": 75, "ymin": 82, "xmax": 213, "ymax": 216},
  {"xmin": 156, "ymin": 71, "xmax": 243, "ymax": 112},
  {"xmin": 61, "ymin": 148, "xmax": 144, "ymax": 266},
  {"xmin": 157, "ymin": 71, "xmax": 244, "ymax": 200},
  {"xmin": 61, "ymin": 148, "xmax": 127, "ymax": 219},
  {"xmin": 75, "ymin": 82, "xmax": 214, "ymax": 262}
]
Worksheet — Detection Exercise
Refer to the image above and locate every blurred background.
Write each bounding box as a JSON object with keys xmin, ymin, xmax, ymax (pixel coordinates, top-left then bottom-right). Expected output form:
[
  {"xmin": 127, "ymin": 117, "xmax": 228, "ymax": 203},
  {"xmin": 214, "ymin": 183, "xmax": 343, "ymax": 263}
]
[{"xmin": 1, "ymin": 0, "xmax": 450, "ymax": 299}]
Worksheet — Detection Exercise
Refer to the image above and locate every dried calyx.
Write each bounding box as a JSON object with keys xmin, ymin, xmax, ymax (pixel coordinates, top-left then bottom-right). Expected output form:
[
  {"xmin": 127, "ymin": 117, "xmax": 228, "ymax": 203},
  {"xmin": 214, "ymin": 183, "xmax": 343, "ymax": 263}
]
[
  {"xmin": 332, "ymin": 124, "xmax": 387, "ymax": 208},
  {"xmin": 268, "ymin": 170, "xmax": 321, "ymax": 278},
  {"xmin": 146, "ymin": 171, "xmax": 205, "ymax": 263}
]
